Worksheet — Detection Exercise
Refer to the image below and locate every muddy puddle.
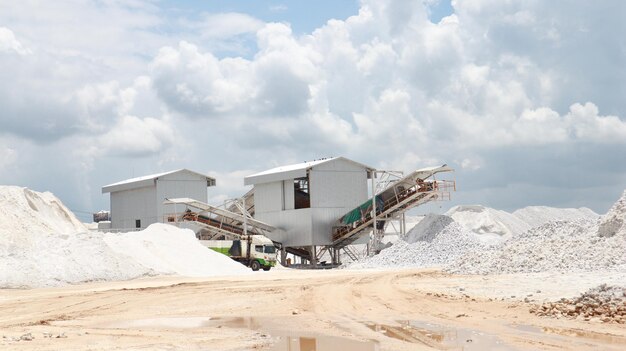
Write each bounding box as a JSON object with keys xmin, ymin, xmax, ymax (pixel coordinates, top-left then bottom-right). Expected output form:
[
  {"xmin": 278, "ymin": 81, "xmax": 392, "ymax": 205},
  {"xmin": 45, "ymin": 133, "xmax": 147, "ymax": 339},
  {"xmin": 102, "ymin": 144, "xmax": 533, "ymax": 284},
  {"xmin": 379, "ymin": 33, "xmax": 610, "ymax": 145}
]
[
  {"xmin": 100, "ymin": 316, "xmax": 626, "ymax": 350},
  {"xmin": 269, "ymin": 335, "xmax": 378, "ymax": 351},
  {"xmin": 366, "ymin": 320, "xmax": 517, "ymax": 350},
  {"xmin": 512, "ymin": 323, "xmax": 626, "ymax": 348},
  {"xmin": 104, "ymin": 316, "xmax": 379, "ymax": 351},
  {"xmin": 210, "ymin": 317, "xmax": 379, "ymax": 351}
]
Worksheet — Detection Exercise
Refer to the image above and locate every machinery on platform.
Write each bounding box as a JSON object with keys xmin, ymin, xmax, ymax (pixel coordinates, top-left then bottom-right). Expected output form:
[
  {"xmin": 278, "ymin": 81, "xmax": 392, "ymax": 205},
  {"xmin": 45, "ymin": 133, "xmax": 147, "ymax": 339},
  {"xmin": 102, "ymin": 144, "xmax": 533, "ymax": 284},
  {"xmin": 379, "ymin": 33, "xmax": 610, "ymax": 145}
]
[
  {"xmin": 163, "ymin": 197, "xmax": 277, "ymax": 271},
  {"xmin": 162, "ymin": 159, "xmax": 455, "ymax": 268}
]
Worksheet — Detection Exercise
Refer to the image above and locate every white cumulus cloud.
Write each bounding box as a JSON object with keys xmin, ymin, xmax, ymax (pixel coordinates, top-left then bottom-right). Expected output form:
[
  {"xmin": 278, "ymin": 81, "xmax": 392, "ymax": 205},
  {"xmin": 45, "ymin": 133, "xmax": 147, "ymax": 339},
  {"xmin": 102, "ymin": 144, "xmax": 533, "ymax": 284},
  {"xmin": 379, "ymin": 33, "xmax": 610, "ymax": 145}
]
[
  {"xmin": 0, "ymin": 27, "xmax": 30, "ymax": 55},
  {"xmin": 98, "ymin": 115, "xmax": 175, "ymax": 157}
]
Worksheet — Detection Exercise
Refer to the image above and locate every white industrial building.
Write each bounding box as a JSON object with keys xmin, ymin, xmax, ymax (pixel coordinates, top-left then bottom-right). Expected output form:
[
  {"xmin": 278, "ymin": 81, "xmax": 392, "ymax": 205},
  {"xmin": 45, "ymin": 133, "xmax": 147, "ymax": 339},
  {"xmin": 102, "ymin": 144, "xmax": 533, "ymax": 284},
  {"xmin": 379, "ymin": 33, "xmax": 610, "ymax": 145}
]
[
  {"xmin": 102, "ymin": 169, "xmax": 216, "ymax": 230},
  {"xmin": 244, "ymin": 157, "xmax": 374, "ymax": 248}
]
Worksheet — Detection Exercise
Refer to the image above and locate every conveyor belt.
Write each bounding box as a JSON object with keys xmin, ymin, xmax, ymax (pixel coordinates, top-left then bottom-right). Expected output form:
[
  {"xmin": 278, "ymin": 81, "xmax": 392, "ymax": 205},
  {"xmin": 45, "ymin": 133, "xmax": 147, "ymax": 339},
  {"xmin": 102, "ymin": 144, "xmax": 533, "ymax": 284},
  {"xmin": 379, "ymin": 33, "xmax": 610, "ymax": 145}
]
[
  {"xmin": 331, "ymin": 165, "xmax": 455, "ymax": 248},
  {"xmin": 163, "ymin": 197, "xmax": 275, "ymax": 239}
]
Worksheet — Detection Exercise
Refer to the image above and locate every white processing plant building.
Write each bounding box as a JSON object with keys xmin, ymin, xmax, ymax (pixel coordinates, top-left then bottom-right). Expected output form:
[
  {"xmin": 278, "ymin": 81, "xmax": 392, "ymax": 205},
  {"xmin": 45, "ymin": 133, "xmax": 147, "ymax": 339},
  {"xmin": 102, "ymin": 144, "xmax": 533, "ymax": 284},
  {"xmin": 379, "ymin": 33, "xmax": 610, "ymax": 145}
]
[
  {"xmin": 101, "ymin": 157, "xmax": 454, "ymax": 265},
  {"xmin": 101, "ymin": 169, "xmax": 216, "ymax": 230}
]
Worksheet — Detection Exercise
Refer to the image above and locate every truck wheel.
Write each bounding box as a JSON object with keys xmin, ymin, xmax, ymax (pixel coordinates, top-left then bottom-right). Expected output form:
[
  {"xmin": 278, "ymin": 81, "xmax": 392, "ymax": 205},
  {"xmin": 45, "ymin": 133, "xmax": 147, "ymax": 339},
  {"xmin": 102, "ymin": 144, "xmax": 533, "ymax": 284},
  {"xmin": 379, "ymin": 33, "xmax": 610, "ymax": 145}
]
[
  {"xmin": 250, "ymin": 260, "xmax": 261, "ymax": 271},
  {"xmin": 262, "ymin": 267, "xmax": 271, "ymax": 271}
]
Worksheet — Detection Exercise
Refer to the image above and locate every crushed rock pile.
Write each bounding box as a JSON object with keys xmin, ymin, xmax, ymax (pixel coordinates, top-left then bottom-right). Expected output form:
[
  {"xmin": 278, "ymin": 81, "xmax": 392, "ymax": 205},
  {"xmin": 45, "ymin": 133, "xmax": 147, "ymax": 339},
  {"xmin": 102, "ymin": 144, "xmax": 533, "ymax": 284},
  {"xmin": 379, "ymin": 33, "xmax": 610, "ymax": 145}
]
[
  {"xmin": 348, "ymin": 214, "xmax": 490, "ymax": 269},
  {"xmin": 446, "ymin": 205, "xmax": 530, "ymax": 239},
  {"xmin": 447, "ymin": 204, "xmax": 599, "ymax": 240},
  {"xmin": 513, "ymin": 206, "xmax": 598, "ymax": 229},
  {"xmin": 530, "ymin": 284, "xmax": 626, "ymax": 324},
  {"xmin": 0, "ymin": 186, "xmax": 249, "ymax": 288},
  {"xmin": 405, "ymin": 214, "xmax": 453, "ymax": 243},
  {"xmin": 446, "ymin": 219, "xmax": 626, "ymax": 275},
  {"xmin": 349, "ymin": 190, "xmax": 623, "ymax": 275},
  {"xmin": 598, "ymin": 190, "xmax": 626, "ymax": 238}
]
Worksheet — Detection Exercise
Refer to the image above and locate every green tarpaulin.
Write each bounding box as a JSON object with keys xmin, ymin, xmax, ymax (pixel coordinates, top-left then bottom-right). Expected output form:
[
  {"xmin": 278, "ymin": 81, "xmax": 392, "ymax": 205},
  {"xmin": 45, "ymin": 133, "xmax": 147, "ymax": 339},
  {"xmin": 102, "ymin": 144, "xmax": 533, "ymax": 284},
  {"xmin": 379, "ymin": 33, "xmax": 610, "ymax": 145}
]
[{"xmin": 341, "ymin": 195, "xmax": 384, "ymax": 225}]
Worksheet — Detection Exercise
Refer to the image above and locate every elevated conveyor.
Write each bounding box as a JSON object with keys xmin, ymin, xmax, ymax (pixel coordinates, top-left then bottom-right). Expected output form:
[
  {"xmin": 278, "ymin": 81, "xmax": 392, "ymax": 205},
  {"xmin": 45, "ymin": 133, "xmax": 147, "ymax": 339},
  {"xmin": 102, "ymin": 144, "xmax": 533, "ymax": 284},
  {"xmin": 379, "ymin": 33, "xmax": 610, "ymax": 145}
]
[
  {"xmin": 331, "ymin": 165, "xmax": 455, "ymax": 249},
  {"xmin": 163, "ymin": 197, "xmax": 275, "ymax": 240},
  {"xmin": 226, "ymin": 188, "xmax": 255, "ymax": 217}
]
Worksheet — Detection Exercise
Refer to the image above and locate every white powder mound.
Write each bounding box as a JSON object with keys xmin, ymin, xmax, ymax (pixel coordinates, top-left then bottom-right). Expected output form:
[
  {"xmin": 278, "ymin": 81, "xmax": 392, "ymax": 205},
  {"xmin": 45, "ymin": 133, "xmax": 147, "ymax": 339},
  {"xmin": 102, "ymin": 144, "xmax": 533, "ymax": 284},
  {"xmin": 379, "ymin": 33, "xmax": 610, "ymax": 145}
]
[
  {"xmin": 447, "ymin": 219, "xmax": 626, "ymax": 275},
  {"xmin": 445, "ymin": 205, "xmax": 530, "ymax": 239},
  {"xmin": 103, "ymin": 224, "xmax": 250, "ymax": 277},
  {"xmin": 598, "ymin": 190, "xmax": 626, "ymax": 238},
  {"xmin": 0, "ymin": 186, "xmax": 86, "ymax": 241},
  {"xmin": 513, "ymin": 206, "xmax": 599, "ymax": 229},
  {"xmin": 1, "ymin": 230, "xmax": 150, "ymax": 288},
  {"xmin": 0, "ymin": 186, "xmax": 249, "ymax": 288},
  {"xmin": 349, "ymin": 216, "xmax": 491, "ymax": 269},
  {"xmin": 405, "ymin": 214, "xmax": 454, "ymax": 243}
]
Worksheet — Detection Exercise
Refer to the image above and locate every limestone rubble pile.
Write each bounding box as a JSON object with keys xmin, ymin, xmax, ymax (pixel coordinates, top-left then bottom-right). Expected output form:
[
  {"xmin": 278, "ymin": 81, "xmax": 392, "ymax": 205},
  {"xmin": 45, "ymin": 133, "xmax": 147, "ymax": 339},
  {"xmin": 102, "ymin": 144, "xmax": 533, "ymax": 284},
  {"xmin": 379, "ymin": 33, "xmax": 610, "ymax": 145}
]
[
  {"xmin": 446, "ymin": 218, "xmax": 626, "ymax": 274},
  {"xmin": 530, "ymin": 284, "xmax": 626, "ymax": 324},
  {"xmin": 446, "ymin": 205, "xmax": 530, "ymax": 239},
  {"xmin": 348, "ymin": 215, "xmax": 491, "ymax": 269},
  {"xmin": 598, "ymin": 190, "xmax": 626, "ymax": 238}
]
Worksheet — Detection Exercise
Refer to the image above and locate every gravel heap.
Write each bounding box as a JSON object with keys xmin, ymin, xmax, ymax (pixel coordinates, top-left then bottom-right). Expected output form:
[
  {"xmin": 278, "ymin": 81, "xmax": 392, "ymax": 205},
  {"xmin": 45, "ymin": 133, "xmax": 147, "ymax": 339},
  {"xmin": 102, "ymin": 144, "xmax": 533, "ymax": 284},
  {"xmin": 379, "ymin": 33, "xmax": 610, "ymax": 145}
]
[
  {"xmin": 348, "ymin": 214, "xmax": 490, "ymax": 269},
  {"xmin": 446, "ymin": 219, "xmax": 626, "ymax": 275},
  {"xmin": 513, "ymin": 206, "xmax": 598, "ymax": 229},
  {"xmin": 530, "ymin": 284, "xmax": 626, "ymax": 323},
  {"xmin": 446, "ymin": 205, "xmax": 530, "ymax": 239},
  {"xmin": 348, "ymin": 190, "xmax": 624, "ymax": 274},
  {"xmin": 598, "ymin": 190, "xmax": 626, "ymax": 238},
  {"xmin": 405, "ymin": 214, "xmax": 454, "ymax": 243}
]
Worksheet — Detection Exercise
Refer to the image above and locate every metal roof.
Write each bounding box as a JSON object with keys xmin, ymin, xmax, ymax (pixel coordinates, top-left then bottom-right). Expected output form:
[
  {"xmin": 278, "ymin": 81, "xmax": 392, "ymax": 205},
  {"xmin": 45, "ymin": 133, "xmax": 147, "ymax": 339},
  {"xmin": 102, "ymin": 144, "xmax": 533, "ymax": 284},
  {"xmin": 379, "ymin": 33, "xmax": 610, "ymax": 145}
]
[
  {"xmin": 102, "ymin": 169, "xmax": 216, "ymax": 194},
  {"xmin": 380, "ymin": 164, "xmax": 454, "ymax": 192},
  {"xmin": 244, "ymin": 157, "xmax": 374, "ymax": 185}
]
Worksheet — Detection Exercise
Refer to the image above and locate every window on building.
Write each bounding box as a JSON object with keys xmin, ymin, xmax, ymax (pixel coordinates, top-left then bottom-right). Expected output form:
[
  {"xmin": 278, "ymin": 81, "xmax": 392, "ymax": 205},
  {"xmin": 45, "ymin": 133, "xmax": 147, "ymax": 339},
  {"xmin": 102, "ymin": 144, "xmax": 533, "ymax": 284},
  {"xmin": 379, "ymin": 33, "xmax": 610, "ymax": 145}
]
[
  {"xmin": 135, "ymin": 219, "xmax": 141, "ymax": 228},
  {"xmin": 294, "ymin": 177, "xmax": 310, "ymax": 209}
]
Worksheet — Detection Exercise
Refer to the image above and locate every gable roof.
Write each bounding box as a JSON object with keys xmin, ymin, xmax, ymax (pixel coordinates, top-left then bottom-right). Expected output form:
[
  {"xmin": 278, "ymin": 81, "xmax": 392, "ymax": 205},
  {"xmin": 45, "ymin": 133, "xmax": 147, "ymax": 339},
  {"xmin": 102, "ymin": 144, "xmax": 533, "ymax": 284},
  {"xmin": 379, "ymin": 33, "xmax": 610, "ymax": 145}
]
[
  {"xmin": 102, "ymin": 169, "xmax": 216, "ymax": 194},
  {"xmin": 244, "ymin": 157, "xmax": 374, "ymax": 186}
]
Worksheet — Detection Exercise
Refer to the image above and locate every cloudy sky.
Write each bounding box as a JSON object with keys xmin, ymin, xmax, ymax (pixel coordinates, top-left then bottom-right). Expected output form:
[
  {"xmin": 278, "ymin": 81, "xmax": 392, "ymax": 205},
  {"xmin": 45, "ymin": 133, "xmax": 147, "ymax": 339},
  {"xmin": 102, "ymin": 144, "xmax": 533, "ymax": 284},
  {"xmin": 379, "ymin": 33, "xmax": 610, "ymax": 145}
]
[{"xmin": 1, "ymin": 0, "xmax": 625, "ymax": 221}]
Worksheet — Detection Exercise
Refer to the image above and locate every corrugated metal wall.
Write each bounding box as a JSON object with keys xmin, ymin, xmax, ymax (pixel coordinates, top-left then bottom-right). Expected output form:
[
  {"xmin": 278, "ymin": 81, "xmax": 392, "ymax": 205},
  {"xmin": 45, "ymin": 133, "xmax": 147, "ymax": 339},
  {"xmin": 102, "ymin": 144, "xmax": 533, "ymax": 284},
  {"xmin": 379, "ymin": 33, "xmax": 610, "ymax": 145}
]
[
  {"xmin": 156, "ymin": 172, "xmax": 208, "ymax": 222},
  {"xmin": 254, "ymin": 181, "xmax": 283, "ymax": 214},
  {"xmin": 309, "ymin": 169, "xmax": 368, "ymax": 208},
  {"xmin": 110, "ymin": 186, "xmax": 157, "ymax": 229},
  {"xmin": 256, "ymin": 209, "xmax": 313, "ymax": 246},
  {"xmin": 309, "ymin": 159, "xmax": 368, "ymax": 245},
  {"xmin": 252, "ymin": 158, "xmax": 369, "ymax": 247},
  {"xmin": 283, "ymin": 179, "xmax": 294, "ymax": 210},
  {"xmin": 109, "ymin": 170, "xmax": 208, "ymax": 230}
]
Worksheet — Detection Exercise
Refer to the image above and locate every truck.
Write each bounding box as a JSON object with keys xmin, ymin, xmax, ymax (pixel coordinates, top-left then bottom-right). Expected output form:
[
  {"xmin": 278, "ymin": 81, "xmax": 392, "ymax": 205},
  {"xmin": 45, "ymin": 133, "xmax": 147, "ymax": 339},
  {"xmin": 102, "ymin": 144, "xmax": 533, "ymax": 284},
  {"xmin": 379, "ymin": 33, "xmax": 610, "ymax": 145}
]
[{"xmin": 200, "ymin": 235, "xmax": 277, "ymax": 271}]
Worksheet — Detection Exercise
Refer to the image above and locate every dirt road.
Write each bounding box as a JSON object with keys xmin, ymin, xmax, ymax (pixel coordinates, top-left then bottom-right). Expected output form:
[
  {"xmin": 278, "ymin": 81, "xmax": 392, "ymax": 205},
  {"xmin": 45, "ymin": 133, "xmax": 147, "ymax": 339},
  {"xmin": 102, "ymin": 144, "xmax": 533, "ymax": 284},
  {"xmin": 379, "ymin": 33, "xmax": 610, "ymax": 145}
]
[{"xmin": 1, "ymin": 269, "xmax": 624, "ymax": 350}]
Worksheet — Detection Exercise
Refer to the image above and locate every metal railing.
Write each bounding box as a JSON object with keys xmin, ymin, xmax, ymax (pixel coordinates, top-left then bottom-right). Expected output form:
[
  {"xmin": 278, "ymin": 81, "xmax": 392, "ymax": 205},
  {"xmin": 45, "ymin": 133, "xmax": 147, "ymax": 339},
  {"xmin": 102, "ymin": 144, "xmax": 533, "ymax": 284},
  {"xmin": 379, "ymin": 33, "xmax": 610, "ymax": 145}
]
[{"xmin": 331, "ymin": 179, "xmax": 455, "ymax": 247}]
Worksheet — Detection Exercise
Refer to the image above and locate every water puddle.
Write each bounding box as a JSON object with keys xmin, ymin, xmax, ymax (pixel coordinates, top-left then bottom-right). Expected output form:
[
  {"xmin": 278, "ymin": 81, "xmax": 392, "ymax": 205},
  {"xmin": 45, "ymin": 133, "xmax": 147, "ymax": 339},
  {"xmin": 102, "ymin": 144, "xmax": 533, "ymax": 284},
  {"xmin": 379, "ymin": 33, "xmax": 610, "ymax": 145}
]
[
  {"xmin": 208, "ymin": 317, "xmax": 379, "ymax": 351},
  {"xmin": 270, "ymin": 335, "xmax": 378, "ymax": 351},
  {"xmin": 512, "ymin": 324, "xmax": 626, "ymax": 345},
  {"xmin": 366, "ymin": 320, "xmax": 517, "ymax": 350},
  {"xmin": 105, "ymin": 316, "xmax": 379, "ymax": 350},
  {"xmin": 106, "ymin": 317, "xmax": 625, "ymax": 350},
  {"xmin": 542, "ymin": 326, "xmax": 626, "ymax": 343}
]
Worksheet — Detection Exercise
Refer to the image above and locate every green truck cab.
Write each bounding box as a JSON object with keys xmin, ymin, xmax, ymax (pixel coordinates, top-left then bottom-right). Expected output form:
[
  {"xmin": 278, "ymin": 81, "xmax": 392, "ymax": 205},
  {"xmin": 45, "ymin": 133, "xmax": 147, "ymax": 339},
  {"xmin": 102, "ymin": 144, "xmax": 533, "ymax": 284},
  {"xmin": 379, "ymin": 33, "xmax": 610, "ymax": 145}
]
[{"xmin": 200, "ymin": 235, "xmax": 277, "ymax": 271}]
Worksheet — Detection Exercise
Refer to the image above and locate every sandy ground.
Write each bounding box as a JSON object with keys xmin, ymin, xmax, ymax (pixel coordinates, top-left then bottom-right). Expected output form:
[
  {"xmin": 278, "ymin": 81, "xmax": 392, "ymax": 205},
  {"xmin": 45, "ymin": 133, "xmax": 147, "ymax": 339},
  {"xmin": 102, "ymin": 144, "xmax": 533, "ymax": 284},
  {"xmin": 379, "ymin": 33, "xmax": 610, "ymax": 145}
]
[{"xmin": 1, "ymin": 269, "xmax": 625, "ymax": 351}]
